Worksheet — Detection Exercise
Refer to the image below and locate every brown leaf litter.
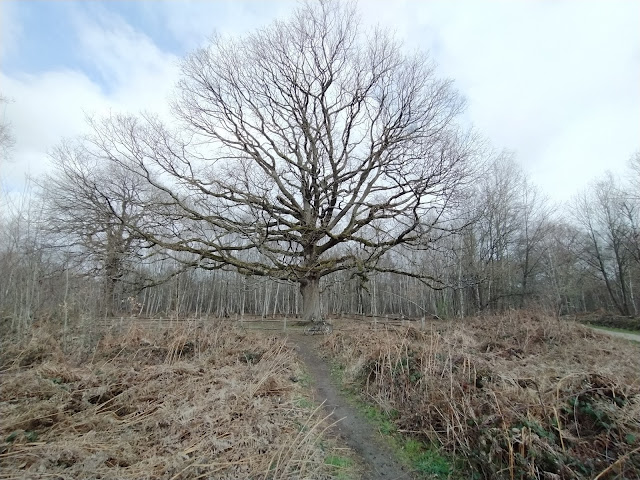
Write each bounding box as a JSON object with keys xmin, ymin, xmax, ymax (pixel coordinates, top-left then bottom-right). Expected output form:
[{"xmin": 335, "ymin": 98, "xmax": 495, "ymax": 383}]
[
  {"xmin": 323, "ymin": 312, "xmax": 640, "ymax": 480},
  {"xmin": 1, "ymin": 320, "xmax": 342, "ymax": 479}
]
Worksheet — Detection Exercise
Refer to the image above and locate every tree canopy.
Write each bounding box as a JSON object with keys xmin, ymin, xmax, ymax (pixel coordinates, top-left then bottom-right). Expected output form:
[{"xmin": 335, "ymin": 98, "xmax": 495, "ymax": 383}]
[{"xmin": 50, "ymin": 0, "xmax": 477, "ymax": 321}]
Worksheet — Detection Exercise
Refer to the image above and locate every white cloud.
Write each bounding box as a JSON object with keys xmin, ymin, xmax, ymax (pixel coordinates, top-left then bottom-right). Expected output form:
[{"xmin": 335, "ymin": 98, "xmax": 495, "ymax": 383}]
[
  {"xmin": 0, "ymin": 1, "xmax": 22, "ymax": 62},
  {"xmin": 70, "ymin": 4, "xmax": 180, "ymax": 113},
  {"xmin": 151, "ymin": 0, "xmax": 295, "ymax": 51},
  {"xmin": 364, "ymin": 0, "xmax": 640, "ymax": 203},
  {"xmin": 532, "ymin": 104, "xmax": 640, "ymax": 202},
  {"xmin": 0, "ymin": 69, "xmax": 106, "ymax": 192},
  {"xmin": 1, "ymin": 4, "xmax": 180, "ymax": 196},
  {"xmin": 1, "ymin": 0, "xmax": 638, "ymax": 206},
  {"xmin": 2, "ymin": 70, "xmax": 104, "ymax": 154}
]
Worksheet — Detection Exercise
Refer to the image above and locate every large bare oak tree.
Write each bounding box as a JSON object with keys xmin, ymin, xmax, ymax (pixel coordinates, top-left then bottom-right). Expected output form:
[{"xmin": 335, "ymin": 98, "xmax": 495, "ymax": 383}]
[{"xmin": 81, "ymin": 0, "xmax": 476, "ymax": 322}]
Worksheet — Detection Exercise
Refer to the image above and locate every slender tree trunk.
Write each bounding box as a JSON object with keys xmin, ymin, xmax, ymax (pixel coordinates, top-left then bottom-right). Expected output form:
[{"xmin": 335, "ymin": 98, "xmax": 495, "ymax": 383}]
[
  {"xmin": 458, "ymin": 257, "xmax": 464, "ymax": 319},
  {"xmin": 629, "ymin": 274, "xmax": 637, "ymax": 316},
  {"xmin": 272, "ymin": 282, "xmax": 280, "ymax": 316},
  {"xmin": 300, "ymin": 277, "xmax": 321, "ymax": 323},
  {"xmin": 262, "ymin": 280, "xmax": 270, "ymax": 318},
  {"xmin": 613, "ymin": 243, "xmax": 631, "ymax": 315}
]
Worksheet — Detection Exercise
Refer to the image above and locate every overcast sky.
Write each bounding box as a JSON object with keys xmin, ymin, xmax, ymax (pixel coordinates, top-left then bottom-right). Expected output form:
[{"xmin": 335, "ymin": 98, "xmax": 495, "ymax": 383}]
[{"xmin": 1, "ymin": 0, "xmax": 638, "ymax": 205}]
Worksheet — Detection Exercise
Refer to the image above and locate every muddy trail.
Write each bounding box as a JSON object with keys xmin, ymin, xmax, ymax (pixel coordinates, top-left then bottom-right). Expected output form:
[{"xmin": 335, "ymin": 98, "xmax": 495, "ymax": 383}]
[
  {"xmin": 587, "ymin": 326, "xmax": 640, "ymax": 342},
  {"xmin": 288, "ymin": 333, "xmax": 415, "ymax": 480}
]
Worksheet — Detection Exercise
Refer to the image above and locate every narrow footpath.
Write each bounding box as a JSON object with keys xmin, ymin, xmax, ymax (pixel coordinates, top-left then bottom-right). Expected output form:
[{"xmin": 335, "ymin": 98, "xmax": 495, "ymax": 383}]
[
  {"xmin": 288, "ymin": 333, "xmax": 415, "ymax": 480},
  {"xmin": 588, "ymin": 326, "xmax": 640, "ymax": 342}
]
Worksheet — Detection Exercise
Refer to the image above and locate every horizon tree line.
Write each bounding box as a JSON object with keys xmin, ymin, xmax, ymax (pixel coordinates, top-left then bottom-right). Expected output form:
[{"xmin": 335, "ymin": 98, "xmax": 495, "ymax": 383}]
[{"xmin": 0, "ymin": 1, "xmax": 638, "ymax": 329}]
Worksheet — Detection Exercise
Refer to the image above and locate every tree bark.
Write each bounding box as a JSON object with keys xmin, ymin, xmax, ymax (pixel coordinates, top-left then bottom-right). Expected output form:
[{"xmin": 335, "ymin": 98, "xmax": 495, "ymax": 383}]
[
  {"xmin": 104, "ymin": 253, "xmax": 120, "ymax": 317},
  {"xmin": 300, "ymin": 277, "xmax": 322, "ymax": 323}
]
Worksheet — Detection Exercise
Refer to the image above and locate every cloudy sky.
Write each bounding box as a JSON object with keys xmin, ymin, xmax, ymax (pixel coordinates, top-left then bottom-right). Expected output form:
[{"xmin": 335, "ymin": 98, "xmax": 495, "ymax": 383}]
[{"xmin": 1, "ymin": 0, "xmax": 638, "ymax": 205}]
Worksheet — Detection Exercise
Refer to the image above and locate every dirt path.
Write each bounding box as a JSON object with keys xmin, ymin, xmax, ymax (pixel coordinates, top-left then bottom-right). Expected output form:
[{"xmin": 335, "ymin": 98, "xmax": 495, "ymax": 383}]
[
  {"xmin": 288, "ymin": 333, "xmax": 414, "ymax": 480},
  {"xmin": 588, "ymin": 326, "xmax": 640, "ymax": 342}
]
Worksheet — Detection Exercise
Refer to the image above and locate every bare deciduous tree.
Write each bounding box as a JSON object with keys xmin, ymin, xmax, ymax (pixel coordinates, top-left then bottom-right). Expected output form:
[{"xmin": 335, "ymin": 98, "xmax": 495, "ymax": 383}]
[
  {"xmin": 515, "ymin": 178, "xmax": 553, "ymax": 308},
  {"xmin": 628, "ymin": 151, "xmax": 640, "ymax": 199},
  {"xmin": 572, "ymin": 174, "xmax": 635, "ymax": 315},
  {"xmin": 39, "ymin": 141, "xmax": 155, "ymax": 316},
  {"xmin": 0, "ymin": 94, "xmax": 14, "ymax": 163},
  {"xmin": 71, "ymin": 1, "xmax": 476, "ymax": 322}
]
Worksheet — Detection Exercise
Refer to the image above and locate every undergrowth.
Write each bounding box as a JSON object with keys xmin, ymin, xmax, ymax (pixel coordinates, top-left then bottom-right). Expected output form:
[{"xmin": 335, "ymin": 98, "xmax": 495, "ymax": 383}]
[
  {"xmin": 0, "ymin": 319, "xmax": 342, "ymax": 479},
  {"xmin": 323, "ymin": 312, "xmax": 640, "ymax": 480},
  {"xmin": 331, "ymin": 360, "xmax": 459, "ymax": 478}
]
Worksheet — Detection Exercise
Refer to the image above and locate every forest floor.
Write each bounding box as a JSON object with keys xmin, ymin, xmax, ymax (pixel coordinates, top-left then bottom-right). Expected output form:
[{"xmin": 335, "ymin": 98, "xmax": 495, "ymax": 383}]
[
  {"xmin": 0, "ymin": 321, "xmax": 362, "ymax": 479},
  {"xmin": 0, "ymin": 317, "xmax": 421, "ymax": 480},
  {"xmin": 317, "ymin": 313, "xmax": 640, "ymax": 480},
  {"xmin": 2, "ymin": 314, "xmax": 639, "ymax": 479}
]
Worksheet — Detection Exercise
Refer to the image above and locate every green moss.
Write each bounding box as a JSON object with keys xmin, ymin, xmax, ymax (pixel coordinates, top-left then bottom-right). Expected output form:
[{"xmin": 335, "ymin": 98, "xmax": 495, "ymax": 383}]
[
  {"xmin": 325, "ymin": 454, "xmax": 352, "ymax": 468},
  {"xmin": 329, "ymin": 360, "xmax": 460, "ymax": 479},
  {"xmin": 294, "ymin": 396, "xmax": 314, "ymax": 409},
  {"xmin": 297, "ymin": 370, "xmax": 312, "ymax": 387},
  {"xmin": 402, "ymin": 439, "xmax": 452, "ymax": 477},
  {"xmin": 325, "ymin": 453, "xmax": 355, "ymax": 480},
  {"xmin": 360, "ymin": 404, "xmax": 397, "ymax": 435}
]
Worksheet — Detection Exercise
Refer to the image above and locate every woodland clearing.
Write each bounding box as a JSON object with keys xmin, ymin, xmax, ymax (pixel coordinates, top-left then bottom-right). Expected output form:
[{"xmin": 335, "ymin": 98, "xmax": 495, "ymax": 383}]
[
  {"xmin": 322, "ymin": 312, "xmax": 640, "ymax": 479},
  {"xmin": 0, "ymin": 320, "xmax": 350, "ymax": 479},
  {"xmin": 1, "ymin": 313, "xmax": 639, "ymax": 479}
]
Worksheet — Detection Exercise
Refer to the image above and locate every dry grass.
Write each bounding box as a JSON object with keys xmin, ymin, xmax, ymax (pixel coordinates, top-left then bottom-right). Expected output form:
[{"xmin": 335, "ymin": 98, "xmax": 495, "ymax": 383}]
[
  {"xmin": 323, "ymin": 312, "xmax": 640, "ymax": 480},
  {"xmin": 0, "ymin": 320, "xmax": 337, "ymax": 479}
]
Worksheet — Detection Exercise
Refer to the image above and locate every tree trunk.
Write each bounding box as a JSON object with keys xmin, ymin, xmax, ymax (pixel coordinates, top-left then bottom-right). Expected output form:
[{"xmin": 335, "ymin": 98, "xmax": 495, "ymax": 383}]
[
  {"xmin": 300, "ymin": 277, "xmax": 322, "ymax": 323},
  {"xmin": 103, "ymin": 276, "xmax": 116, "ymax": 317}
]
